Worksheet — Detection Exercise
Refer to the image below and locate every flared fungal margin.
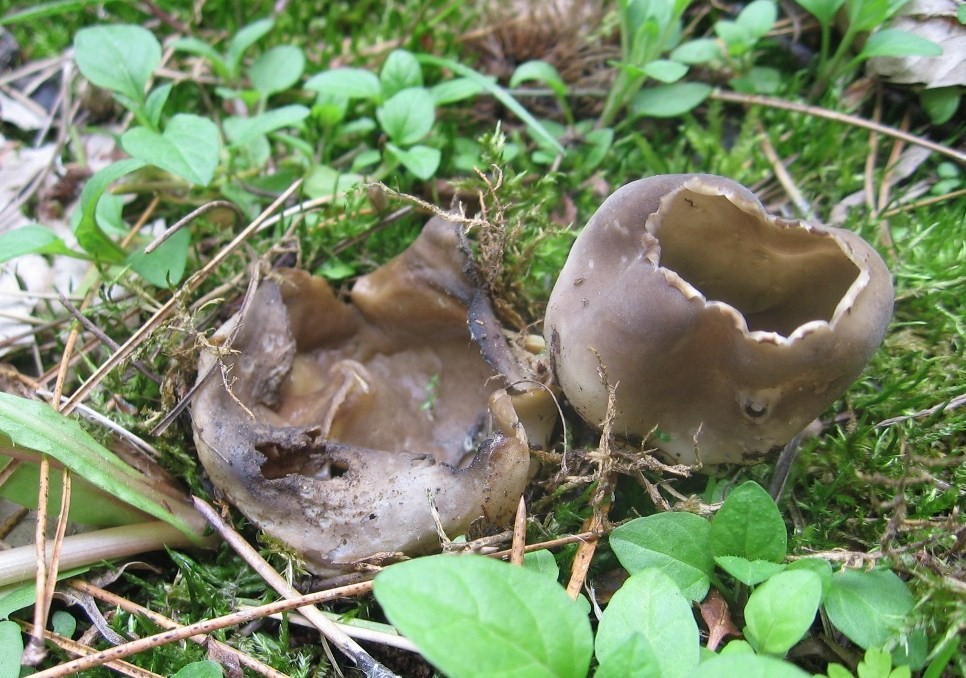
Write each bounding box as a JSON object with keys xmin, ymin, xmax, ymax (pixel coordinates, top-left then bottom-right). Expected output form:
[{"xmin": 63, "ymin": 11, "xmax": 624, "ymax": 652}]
[{"xmin": 544, "ymin": 174, "xmax": 894, "ymax": 466}]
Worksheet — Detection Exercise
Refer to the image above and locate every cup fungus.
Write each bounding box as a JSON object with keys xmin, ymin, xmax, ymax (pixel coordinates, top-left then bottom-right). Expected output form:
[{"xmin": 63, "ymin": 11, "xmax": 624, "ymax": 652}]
[
  {"xmin": 544, "ymin": 174, "xmax": 894, "ymax": 466},
  {"xmin": 191, "ymin": 217, "xmax": 555, "ymax": 575}
]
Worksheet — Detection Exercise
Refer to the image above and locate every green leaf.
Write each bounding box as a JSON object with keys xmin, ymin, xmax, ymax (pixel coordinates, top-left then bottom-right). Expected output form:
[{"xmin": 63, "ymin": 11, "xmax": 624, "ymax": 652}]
[
  {"xmin": 248, "ymin": 45, "xmax": 305, "ymax": 96},
  {"xmin": 786, "ymin": 558, "xmax": 834, "ymax": 600},
  {"xmin": 374, "ymin": 555, "xmax": 592, "ymax": 678},
  {"xmin": 610, "ymin": 512, "xmax": 714, "ymax": 601},
  {"xmin": 716, "ymin": 20, "xmax": 754, "ymax": 56},
  {"xmin": 0, "ymin": 393, "xmax": 203, "ymax": 542},
  {"xmin": 693, "ymin": 653, "xmax": 811, "ymax": 677},
  {"xmin": 305, "ymin": 68, "xmax": 381, "ymax": 99},
  {"xmin": 386, "ymin": 143, "xmax": 440, "ymax": 180},
  {"xmin": 737, "ymin": 0, "xmax": 778, "ymax": 38},
  {"xmin": 510, "ymin": 60, "xmax": 568, "ymax": 96},
  {"xmin": 171, "ymin": 660, "xmax": 223, "ymax": 678},
  {"xmin": 171, "ymin": 37, "xmax": 227, "ymax": 78},
  {"xmin": 51, "ymin": 610, "xmax": 76, "ymax": 638},
  {"xmin": 315, "ymin": 257, "xmax": 356, "ymax": 281},
  {"xmin": 0, "ymin": 225, "xmax": 84, "ymax": 262},
  {"xmin": 919, "ymin": 87, "xmax": 961, "ymax": 125},
  {"xmin": 75, "ymin": 158, "xmax": 146, "ymax": 262},
  {"xmin": 794, "ymin": 0, "xmax": 846, "ymax": 26},
  {"xmin": 859, "ymin": 29, "xmax": 943, "ymax": 60},
  {"xmin": 430, "ymin": 77, "xmax": 488, "ymax": 104},
  {"xmin": 122, "ymin": 114, "xmax": 221, "ymax": 186},
  {"xmin": 642, "ymin": 59, "xmax": 689, "ymax": 83},
  {"xmin": 143, "ymin": 82, "xmax": 172, "ymax": 129},
  {"xmin": 376, "ymin": 87, "xmax": 435, "ymax": 145},
  {"xmin": 381, "ymin": 49, "xmax": 423, "ymax": 97},
  {"xmin": 730, "ymin": 66, "xmax": 783, "ymax": 94},
  {"xmin": 0, "ymin": 568, "xmax": 89, "ymax": 619},
  {"xmin": 744, "ymin": 569, "xmax": 822, "ymax": 655},
  {"xmin": 227, "ymin": 18, "xmax": 274, "ymax": 79},
  {"xmin": 73, "ymin": 25, "xmax": 161, "ymax": 104},
  {"xmin": 672, "ymin": 38, "xmax": 722, "ymax": 64},
  {"xmin": 0, "ymin": 620, "xmax": 23, "ymax": 678},
  {"xmin": 224, "ymin": 105, "xmax": 310, "ymax": 146},
  {"xmin": 127, "ymin": 226, "xmax": 190, "ymax": 287},
  {"xmin": 824, "ymin": 569, "xmax": 914, "ymax": 650},
  {"xmin": 0, "ymin": 458, "xmax": 150, "ymax": 526},
  {"xmin": 594, "ymin": 634, "xmax": 662, "ymax": 678},
  {"xmin": 847, "ymin": 0, "xmax": 892, "ymax": 32},
  {"xmin": 632, "ymin": 82, "xmax": 712, "ymax": 117},
  {"xmin": 595, "ymin": 568, "xmax": 700, "ymax": 678},
  {"xmin": 710, "ymin": 481, "xmax": 787, "ymax": 563},
  {"xmin": 715, "ymin": 556, "xmax": 786, "ymax": 585},
  {"xmin": 522, "ymin": 550, "xmax": 559, "ymax": 580},
  {"xmin": 303, "ymin": 165, "xmax": 363, "ymax": 198},
  {"xmin": 415, "ymin": 54, "xmax": 565, "ymax": 154},
  {"xmin": 582, "ymin": 127, "xmax": 614, "ymax": 170}
]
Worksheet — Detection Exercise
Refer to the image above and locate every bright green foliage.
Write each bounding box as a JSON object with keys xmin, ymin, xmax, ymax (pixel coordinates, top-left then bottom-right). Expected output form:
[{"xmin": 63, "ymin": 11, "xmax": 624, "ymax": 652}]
[
  {"xmin": 694, "ymin": 653, "xmax": 811, "ymax": 677},
  {"xmin": 826, "ymin": 647, "xmax": 912, "ymax": 678},
  {"xmin": 595, "ymin": 568, "xmax": 700, "ymax": 678},
  {"xmin": 824, "ymin": 569, "xmax": 915, "ymax": 651},
  {"xmin": 0, "ymin": 621, "xmax": 23, "ymax": 678},
  {"xmin": 74, "ymin": 24, "xmax": 161, "ymax": 114},
  {"xmin": 710, "ymin": 481, "xmax": 787, "ymax": 563},
  {"xmin": 121, "ymin": 114, "xmax": 221, "ymax": 186},
  {"xmin": 795, "ymin": 0, "xmax": 942, "ymax": 97},
  {"xmin": 744, "ymin": 569, "xmax": 823, "ymax": 655},
  {"xmin": 0, "ymin": 394, "xmax": 203, "ymax": 539},
  {"xmin": 374, "ymin": 555, "xmax": 593, "ymax": 678},
  {"xmin": 610, "ymin": 511, "xmax": 714, "ymax": 600},
  {"xmin": 714, "ymin": 556, "xmax": 786, "ymax": 586},
  {"xmin": 172, "ymin": 17, "xmax": 274, "ymax": 81},
  {"xmin": 171, "ymin": 661, "xmax": 224, "ymax": 678}
]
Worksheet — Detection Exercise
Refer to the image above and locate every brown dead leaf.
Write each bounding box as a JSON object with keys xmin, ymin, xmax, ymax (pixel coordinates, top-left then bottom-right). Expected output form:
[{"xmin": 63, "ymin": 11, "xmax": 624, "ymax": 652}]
[{"xmin": 699, "ymin": 588, "xmax": 741, "ymax": 651}]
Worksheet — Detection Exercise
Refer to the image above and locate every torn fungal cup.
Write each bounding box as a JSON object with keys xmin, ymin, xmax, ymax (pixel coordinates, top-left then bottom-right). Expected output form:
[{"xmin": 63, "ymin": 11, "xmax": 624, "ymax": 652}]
[
  {"xmin": 191, "ymin": 217, "xmax": 555, "ymax": 575},
  {"xmin": 544, "ymin": 174, "xmax": 894, "ymax": 466}
]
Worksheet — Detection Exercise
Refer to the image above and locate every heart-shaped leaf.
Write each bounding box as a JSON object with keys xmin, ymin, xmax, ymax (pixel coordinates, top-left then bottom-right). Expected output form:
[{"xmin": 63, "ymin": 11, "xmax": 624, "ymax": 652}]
[{"xmin": 122, "ymin": 114, "xmax": 221, "ymax": 186}]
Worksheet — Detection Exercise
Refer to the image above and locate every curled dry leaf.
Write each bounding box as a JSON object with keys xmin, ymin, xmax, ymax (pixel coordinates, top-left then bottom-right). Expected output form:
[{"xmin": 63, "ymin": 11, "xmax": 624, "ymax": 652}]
[
  {"xmin": 544, "ymin": 174, "xmax": 894, "ymax": 467},
  {"xmin": 191, "ymin": 217, "xmax": 556, "ymax": 575}
]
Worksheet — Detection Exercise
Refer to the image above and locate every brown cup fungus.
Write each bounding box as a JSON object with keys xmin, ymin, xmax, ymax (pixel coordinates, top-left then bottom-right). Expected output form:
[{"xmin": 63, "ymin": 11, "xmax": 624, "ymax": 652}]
[
  {"xmin": 191, "ymin": 217, "xmax": 555, "ymax": 575},
  {"xmin": 544, "ymin": 174, "xmax": 894, "ymax": 466}
]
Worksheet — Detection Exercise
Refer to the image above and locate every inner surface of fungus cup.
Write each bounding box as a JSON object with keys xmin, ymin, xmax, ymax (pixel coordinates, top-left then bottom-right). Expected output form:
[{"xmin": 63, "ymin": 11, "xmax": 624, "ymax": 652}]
[
  {"xmin": 544, "ymin": 174, "xmax": 894, "ymax": 466},
  {"xmin": 191, "ymin": 217, "xmax": 555, "ymax": 575}
]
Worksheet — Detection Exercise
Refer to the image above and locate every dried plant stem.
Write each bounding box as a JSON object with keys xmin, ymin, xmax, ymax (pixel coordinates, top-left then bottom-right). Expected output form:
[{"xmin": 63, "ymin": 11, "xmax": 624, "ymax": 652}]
[
  {"xmin": 192, "ymin": 497, "xmax": 399, "ymax": 678},
  {"xmin": 757, "ymin": 123, "xmax": 813, "ymax": 220},
  {"xmin": 28, "ymin": 578, "xmax": 377, "ymax": 677},
  {"xmin": 510, "ymin": 496, "xmax": 527, "ymax": 566},
  {"xmin": 485, "ymin": 530, "xmax": 604, "ymax": 561},
  {"xmin": 0, "ymin": 521, "xmax": 197, "ymax": 588},
  {"xmin": 68, "ymin": 580, "xmax": 287, "ymax": 678},
  {"xmin": 710, "ymin": 89, "xmax": 966, "ymax": 165},
  {"xmin": 16, "ymin": 620, "xmax": 162, "ymax": 678}
]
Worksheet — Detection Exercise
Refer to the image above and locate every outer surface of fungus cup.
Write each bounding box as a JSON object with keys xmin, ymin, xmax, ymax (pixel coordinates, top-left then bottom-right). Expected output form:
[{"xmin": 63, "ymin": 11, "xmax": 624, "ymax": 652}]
[
  {"xmin": 190, "ymin": 217, "xmax": 554, "ymax": 575},
  {"xmin": 544, "ymin": 174, "xmax": 894, "ymax": 466}
]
